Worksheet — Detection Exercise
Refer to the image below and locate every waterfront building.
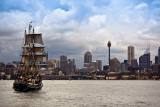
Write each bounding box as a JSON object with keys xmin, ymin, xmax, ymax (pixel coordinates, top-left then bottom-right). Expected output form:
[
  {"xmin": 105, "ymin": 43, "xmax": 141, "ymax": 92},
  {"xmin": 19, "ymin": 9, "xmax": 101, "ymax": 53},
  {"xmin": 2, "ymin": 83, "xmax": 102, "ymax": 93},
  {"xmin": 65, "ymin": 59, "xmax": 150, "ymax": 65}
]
[
  {"xmin": 84, "ymin": 63, "xmax": 91, "ymax": 67},
  {"xmin": 5, "ymin": 62, "xmax": 17, "ymax": 79},
  {"xmin": 96, "ymin": 60, "xmax": 102, "ymax": 71},
  {"xmin": 128, "ymin": 59, "xmax": 139, "ymax": 73},
  {"xmin": 46, "ymin": 60, "xmax": 54, "ymax": 70},
  {"xmin": 110, "ymin": 58, "xmax": 120, "ymax": 72},
  {"xmin": 53, "ymin": 58, "xmax": 60, "ymax": 68},
  {"xmin": 0, "ymin": 62, "xmax": 5, "ymax": 72},
  {"xmin": 152, "ymin": 64, "xmax": 160, "ymax": 73},
  {"xmin": 155, "ymin": 56, "xmax": 158, "ymax": 64},
  {"xmin": 158, "ymin": 47, "xmax": 160, "ymax": 64},
  {"xmin": 38, "ymin": 61, "xmax": 47, "ymax": 70},
  {"xmin": 139, "ymin": 51, "xmax": 150, "ymax": 72},
  {"xmin": 103, "ymin": 65, "xmax": 109, "ymax": 71},
  {"xmin": 90, "ymin": 60, "xmax": 102, "ymax": 71},
  {"xmin": 60, "ymin": 55, "xmax": 67, "ymax": 74},
  {"xmin": 91, "ymin": 61, "xmax": 98, "ymax": 69},
  {"xmin": 131, "ymin": 59, "xmax": 138, "ymax": 68},
  {"xmin": 121, "ymin": 60, "xmax": 129, "ymax": 72},
  {"xmin": 67, "ymin": 59, "xmax": 76, "ymax": 75},
  {"xmin": 84, "ymin": 51, "xmax": 92, "ymax": 64},
  {"xmin": 128, "ymin": 46, "xmax": 134, "ymax": 65}
]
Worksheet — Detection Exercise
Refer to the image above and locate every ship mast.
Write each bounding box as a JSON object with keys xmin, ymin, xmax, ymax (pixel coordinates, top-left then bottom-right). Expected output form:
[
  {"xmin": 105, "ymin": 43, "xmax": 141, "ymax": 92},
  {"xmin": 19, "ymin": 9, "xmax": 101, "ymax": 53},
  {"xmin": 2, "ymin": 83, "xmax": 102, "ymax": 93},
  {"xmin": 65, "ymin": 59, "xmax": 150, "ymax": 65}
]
[
  {"xmin": 22, "ymin": 22, "xmax": 47, "ymax": 80},
  {"xmin": 27, "ymin": 22, "xmax": 32, "ymax": 78}
]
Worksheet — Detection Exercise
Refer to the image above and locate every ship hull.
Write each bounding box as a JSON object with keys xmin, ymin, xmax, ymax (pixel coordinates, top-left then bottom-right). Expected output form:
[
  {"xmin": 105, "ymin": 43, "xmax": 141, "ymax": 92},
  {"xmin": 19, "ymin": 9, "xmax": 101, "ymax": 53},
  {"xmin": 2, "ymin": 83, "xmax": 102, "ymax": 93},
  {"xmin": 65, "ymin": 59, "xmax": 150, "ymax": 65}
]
[{"xmin": 13, "ymin": 81, "xmax": 43, "ymax": 91}]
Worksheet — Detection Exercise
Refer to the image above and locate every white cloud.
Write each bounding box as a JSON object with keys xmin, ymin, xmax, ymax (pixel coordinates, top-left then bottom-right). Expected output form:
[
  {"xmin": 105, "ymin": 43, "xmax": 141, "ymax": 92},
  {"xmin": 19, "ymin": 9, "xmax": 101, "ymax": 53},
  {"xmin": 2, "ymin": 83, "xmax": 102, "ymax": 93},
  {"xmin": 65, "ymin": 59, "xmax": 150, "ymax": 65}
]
[
  {"xmin": 135, "ymin": 2, "xmax": 148, "ymax": 9},
  {"xmin": 0, "ymin": 0, "xmax": 160, "ymax": 67}
]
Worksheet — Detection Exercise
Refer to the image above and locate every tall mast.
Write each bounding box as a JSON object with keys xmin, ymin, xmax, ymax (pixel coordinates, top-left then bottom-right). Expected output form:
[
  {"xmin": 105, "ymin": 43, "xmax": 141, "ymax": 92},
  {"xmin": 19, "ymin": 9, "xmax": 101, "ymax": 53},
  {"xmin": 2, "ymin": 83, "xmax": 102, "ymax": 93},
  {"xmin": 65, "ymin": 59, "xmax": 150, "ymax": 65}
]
[
  {"xmin": 24, "ymin": 30, "xmax": 27, "ymax": 78},
  {"xmin": 21, "ymin": 22, "xmax": 47, "ymax": 79},
  {"xmin": 27, "ymin": 21, "xmax": 32, "ymax": 78}
]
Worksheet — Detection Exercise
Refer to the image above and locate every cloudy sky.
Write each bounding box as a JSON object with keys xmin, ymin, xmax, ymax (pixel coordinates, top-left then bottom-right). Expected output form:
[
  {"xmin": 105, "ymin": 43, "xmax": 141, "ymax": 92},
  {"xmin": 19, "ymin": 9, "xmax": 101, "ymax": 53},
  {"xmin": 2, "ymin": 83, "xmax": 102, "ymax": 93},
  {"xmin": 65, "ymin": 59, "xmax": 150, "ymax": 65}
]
[{"xmin": 0, "ymin": 0, "xmax": 160, "ymax": 67}]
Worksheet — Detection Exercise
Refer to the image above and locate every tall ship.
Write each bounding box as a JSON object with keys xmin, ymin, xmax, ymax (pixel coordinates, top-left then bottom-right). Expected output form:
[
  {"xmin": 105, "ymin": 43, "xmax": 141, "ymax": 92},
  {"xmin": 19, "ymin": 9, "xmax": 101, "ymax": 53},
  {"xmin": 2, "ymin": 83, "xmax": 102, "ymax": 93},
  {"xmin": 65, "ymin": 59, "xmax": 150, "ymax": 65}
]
[{"xmin": 13, "ymin": 22, "xmax": 47, "ymax": 91}]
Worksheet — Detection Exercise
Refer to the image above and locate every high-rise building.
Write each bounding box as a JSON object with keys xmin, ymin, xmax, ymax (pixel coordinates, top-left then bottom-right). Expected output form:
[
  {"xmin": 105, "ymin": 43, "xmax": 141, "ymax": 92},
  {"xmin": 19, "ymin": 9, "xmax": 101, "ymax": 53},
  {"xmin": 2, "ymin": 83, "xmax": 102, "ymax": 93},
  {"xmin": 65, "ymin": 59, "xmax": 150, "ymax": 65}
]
[
  {"xmin": 131, "ymin": 59, "xmax": 138, "ymax": 68},
  {"xmin": 91, "ymin": 61, "xmax": 98, "ymax": 69},
  {"xmin": 121, "ymin": 60, "xmax": 129, "ymax": 72},
  {"xmin": 158, "ymin": 47, "xmax": 160, "ymax": 64},
  {"xmin": 84, "ymin": 51, "xmax": 92, "ymax": 64},
  {"xmin": 155, "ymin": 56, "xmax": 158, "ymax": 64},
  {"xmin": 110, "ymin": 58, "xmax": 120, "ymax": 72},
  {"xmin": 67, "ymin": 59, "xmax": 76, "ymax": 75},
  {"xmin": 0, "ymin": 62, "xmax": 5, "ymax": 72},
  {"xmin": 128, "ymin": 46, "xmax": 134, "ymax": 65},
  {"xmin": 139, "ymin": 53, "xmax": 150, "ymax": 72},
  {"xmin": 60, "ymin": 55, "xmax": 67, "ymax": 74},
  {"xmin": 96, "ymin": 60, "xmax": 102, "ymax": 71},
  {"xmin": 90, "ymin": 60, "xmax": 102, "ymax": 71}
]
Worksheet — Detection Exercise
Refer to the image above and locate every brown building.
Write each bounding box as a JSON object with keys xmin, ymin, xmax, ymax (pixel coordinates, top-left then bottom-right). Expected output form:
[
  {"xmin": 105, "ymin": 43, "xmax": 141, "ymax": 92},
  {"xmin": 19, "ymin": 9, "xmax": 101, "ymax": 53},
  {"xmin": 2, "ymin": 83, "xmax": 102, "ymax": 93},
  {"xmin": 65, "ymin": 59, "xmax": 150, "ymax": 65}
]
[
  {"xmin": 96, "ymin": 60, "xmax": 102, "ymax": 71},
  {"xmin": 84, "ymin": 51, "xmax": 92, "ymax": 64},
  {"xmin": 60, "ymin": 55, "xmax": 67, "ymax": 74},
  {"xmin": 110, "ymin": 58, "xmax": 120, "ymax": 72},
  {"xmin": 128, "ymin": 46, "xmax": 134, "ymax": 65}
]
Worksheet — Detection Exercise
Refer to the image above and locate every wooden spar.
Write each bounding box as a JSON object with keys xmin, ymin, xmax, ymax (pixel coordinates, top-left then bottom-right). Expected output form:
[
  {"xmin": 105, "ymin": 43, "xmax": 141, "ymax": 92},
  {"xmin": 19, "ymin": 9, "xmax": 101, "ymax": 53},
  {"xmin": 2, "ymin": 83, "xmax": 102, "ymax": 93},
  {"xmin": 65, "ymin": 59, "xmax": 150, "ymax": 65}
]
[
  {"xmin": 28, "ymin": 22, "xmax": 31, "ymax": 79},
  {"xmin": 24, "ymin": 30, "xmax": 27, "ymax": 78}
]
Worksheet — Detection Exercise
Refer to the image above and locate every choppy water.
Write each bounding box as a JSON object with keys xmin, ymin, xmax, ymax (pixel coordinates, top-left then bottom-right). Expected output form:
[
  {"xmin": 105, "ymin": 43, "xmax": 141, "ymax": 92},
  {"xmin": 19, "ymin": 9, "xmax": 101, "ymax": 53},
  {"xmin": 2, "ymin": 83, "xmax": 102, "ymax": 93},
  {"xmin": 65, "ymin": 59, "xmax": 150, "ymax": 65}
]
[{"xmin": 0, "ymin": 80, "xmax": 160, "ymax": 107}]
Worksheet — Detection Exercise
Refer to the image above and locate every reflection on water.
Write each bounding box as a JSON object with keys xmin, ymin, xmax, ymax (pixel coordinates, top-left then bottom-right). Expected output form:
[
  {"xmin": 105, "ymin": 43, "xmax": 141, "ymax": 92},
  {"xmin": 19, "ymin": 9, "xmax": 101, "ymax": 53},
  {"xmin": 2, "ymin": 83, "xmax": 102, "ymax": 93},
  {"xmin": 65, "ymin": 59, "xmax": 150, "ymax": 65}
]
[{"xmin": 0, "ymin": 80, "xmax": 160, "ymax": 107}]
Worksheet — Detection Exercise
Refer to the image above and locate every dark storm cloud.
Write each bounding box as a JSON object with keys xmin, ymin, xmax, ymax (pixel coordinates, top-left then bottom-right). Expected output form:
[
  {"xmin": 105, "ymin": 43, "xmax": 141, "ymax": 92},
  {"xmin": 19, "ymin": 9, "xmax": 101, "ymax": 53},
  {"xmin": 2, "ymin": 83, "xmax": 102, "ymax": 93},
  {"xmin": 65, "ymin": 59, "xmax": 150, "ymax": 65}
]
[{"xmin": 44, "ymin": 37, "xmax": 87, "ymax": 58}]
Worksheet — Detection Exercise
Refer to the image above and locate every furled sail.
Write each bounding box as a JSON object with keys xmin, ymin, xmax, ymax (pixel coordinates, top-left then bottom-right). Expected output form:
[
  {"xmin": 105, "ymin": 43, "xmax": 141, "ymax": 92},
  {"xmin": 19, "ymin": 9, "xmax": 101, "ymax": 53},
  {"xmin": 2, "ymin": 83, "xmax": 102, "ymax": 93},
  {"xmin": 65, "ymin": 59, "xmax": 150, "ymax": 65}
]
[
  {"xmin": 22, "ymin": 54, "xmax": 47, "ymax": 63},
  {"xmin": 25, "ymin": 34, "xmax": 44, "ymax": 45},
  {"xmin": 23, "ymin": 47, "xmax": 45, "ymax": 53}
]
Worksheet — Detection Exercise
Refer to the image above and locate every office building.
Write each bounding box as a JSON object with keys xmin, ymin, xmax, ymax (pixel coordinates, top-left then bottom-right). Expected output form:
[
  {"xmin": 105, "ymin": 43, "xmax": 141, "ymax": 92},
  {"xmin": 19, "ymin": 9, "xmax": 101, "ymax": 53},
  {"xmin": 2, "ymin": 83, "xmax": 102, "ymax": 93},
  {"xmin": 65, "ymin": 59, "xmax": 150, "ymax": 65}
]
[
  {"xmin": 84, "ymin": 51, "xmax": 92, "ymax": 65},
  {"xmin": 159, "ymin": 47, "xmax": 160, "ymax": 63},
  {"xmin": 121, "ymin": 60, "xmax": 129, "ymax": 72},
  {"xmin": 103, "ymin": 65, "xmax": 109, "ymax": 71},
  {"xmin": 60, "ymin": 55, "xmax": 67, "ymax": 74},
  {"xmin": 53, "ymin": 58, "xmax": 60, "ymax": 68},
  {"xmin": 128, "ymin": 46, "xmax": 134, "ymax": 65},
  {"xmin": 67, "ymin": 59, "xmax": 76, "ymax": 74},
  {"xmin": 91, "ymin": 61, "xmax": 98, "ymax": 69},
  {"xmin": 131, "ymin": 59, "xmax": 138, "ymax": 68},
  {"xmin": 96, "ymin": 60, "xmax": 102, "ymax": 71},
  {"xmin": 110, "ymin": 58, "xmax": 120, "ymax": 72},
  {"xmin": 139, "ymin": 52, "xmax": 150, "ymax": 72},
  {"xmin": 155, "ymin": 56, "xmax": 158, "ymax": 64}
]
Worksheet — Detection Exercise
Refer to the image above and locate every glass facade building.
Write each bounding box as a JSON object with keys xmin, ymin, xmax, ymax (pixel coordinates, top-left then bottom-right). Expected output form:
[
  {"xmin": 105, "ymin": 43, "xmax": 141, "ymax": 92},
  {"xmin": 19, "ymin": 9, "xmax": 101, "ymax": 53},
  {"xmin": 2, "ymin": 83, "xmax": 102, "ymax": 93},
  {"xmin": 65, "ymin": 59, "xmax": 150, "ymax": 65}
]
[{"xmin": 139, "ymin": 53, "xmax": 150, "ymax": 72}]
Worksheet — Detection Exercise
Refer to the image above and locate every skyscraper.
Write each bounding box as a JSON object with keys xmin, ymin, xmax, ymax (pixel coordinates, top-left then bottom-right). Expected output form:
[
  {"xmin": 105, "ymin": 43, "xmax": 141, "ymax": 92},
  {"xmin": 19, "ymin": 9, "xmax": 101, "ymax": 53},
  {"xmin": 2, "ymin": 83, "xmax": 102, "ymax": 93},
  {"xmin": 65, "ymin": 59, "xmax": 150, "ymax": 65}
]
[
  {"xmin": 155, "ymin": 56, "xmax": 158, "ymax": 64},
  {"xmin": 67, "ymin": 59, "xmax": 76, "ymax": 75},
  {"xmin": 139, "ymin": 53, "xmax": 150, "ymax": 72},
  {"xmin": 84, "ymin": 51, "xmax": 92, "ymax": 64},
  {"xmin": 60, "ymin": 55, "xmax": 67, "ymax": 74},
  {"xmin": 128, "ymin": 46, "xmax": 134, "ymax": 65},
  {"xmin": 158, "ymin": 47, "xmax": 160, "ymax": 64}
]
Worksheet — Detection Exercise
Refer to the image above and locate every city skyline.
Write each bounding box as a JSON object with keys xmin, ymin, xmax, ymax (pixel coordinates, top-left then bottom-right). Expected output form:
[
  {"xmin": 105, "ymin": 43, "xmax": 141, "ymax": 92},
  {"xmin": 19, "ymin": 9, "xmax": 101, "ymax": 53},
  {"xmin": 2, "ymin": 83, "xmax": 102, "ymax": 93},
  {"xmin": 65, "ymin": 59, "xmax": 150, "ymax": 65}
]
[{"xmin": 0, "ymin": 0, "xmax": 160, "ymax": 68}]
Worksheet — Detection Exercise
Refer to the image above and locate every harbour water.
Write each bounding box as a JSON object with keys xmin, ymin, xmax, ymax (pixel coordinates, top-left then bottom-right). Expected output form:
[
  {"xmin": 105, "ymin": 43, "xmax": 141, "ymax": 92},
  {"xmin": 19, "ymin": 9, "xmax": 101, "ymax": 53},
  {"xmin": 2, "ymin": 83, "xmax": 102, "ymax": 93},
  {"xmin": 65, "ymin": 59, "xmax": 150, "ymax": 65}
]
[{"xmin": 0, "ymin": 80, "xmax": 160, "ymax": 107}]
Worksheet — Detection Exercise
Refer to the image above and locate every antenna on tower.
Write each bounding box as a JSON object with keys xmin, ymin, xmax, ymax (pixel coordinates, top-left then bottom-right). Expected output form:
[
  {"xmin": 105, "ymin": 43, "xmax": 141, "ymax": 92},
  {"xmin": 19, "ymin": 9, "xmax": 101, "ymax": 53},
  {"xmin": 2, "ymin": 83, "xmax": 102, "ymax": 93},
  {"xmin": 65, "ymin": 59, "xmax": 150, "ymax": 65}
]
[{"xmin": 144, "ymin": 42, "xmax": 150, "ymax": 54}]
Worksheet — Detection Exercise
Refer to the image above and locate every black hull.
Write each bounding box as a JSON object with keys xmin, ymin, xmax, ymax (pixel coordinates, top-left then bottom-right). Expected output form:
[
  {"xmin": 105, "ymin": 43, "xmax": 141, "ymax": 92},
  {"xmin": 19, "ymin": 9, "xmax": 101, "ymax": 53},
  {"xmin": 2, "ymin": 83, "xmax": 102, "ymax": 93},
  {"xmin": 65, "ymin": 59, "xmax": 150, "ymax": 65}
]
[{"xmin": 13, "ymin": 81, "xmax": 43, "ymax": 91}]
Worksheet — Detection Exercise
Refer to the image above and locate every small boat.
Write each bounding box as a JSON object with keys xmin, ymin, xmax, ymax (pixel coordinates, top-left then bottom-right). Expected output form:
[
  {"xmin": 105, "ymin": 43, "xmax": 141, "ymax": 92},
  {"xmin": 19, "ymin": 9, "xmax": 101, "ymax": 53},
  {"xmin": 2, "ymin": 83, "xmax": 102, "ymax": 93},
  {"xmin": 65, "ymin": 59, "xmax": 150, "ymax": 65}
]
[{"xmin": 13, "ymin": 22, "xmax": 47, "ymax": 91}]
